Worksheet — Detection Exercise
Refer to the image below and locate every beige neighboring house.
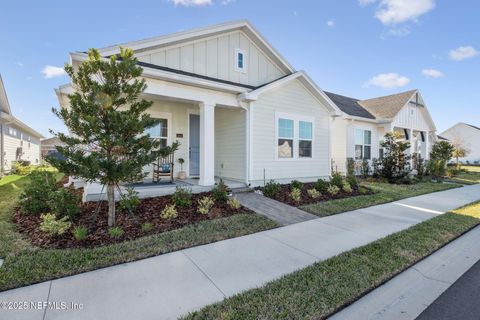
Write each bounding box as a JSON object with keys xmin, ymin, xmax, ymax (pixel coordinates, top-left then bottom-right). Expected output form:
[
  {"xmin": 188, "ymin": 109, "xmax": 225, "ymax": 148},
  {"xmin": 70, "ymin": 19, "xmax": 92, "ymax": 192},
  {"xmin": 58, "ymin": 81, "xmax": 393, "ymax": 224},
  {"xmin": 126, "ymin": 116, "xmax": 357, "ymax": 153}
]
[
  {"xmin": 56, "ymin": 20, "xmax": 342, "ymax": 188},
  {"xmin": 0, "ymin": 75, "xmax": 44, "ymax": 174},
  {"xmin": 439, "ymin": 122, "xmax": 480, "ymax": 164},
  {"xmin": 327, "ymin": 90, "xmax": 437, "ymax": 173}
]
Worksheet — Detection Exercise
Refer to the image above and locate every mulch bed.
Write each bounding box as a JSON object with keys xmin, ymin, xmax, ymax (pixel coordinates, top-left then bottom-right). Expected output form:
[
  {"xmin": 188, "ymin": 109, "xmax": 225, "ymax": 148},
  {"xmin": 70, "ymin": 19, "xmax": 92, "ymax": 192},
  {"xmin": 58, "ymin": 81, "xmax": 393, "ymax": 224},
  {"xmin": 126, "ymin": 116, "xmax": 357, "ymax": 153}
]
[
  {"xmin": 13, "ymin": 191, "xmax": 251, "ymax": 249},
  {"xmin": 258, "ymin": 182, "xmax": 374, "ymax": 207}
]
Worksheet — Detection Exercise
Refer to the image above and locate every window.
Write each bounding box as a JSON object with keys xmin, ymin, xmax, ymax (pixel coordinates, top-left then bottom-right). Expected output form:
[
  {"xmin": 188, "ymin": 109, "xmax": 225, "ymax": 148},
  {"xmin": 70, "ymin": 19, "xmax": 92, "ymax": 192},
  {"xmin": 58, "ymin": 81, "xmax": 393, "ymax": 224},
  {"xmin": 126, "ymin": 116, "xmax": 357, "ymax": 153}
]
[
  {"xmin": 355, "ymin": 129, "xmax": 372, "ymax": 160},
  {"xmin": 277, "ymin": 118, "xmax": 294, "ymax": 158},
  {"xmin": 146, "ymin": 118, "xmax": 168, "ymax": 148},
  {"xmin": 299, "ymin": 121, "xmax": 312, "ymax": 158},
  {"xmin": 8, "ymin": 127, "xmax": 17, "ymax": 137},
  {"xmin": 235, "ymin": 49, "xmax": 246, "ymax": 72},
  {"xmin": 276, "ymin": 114, "xmax": 314, "ymax": 159}
]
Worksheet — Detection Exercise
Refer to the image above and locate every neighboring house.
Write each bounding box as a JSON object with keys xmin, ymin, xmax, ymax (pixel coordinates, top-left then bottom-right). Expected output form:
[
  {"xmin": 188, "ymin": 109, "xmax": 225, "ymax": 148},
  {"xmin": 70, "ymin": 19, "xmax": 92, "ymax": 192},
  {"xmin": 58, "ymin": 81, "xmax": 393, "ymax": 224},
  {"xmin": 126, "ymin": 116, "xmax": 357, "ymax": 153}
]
[
  {"xmin": 327, "ymin": 90, "xmax": 437, "ymax": 174},
  {"xmin": 0, "ymin": 74, "xmax": 44, "ymax": 174},
  {"xmin": 439, "ymin": 123, "xmax": 480, "ymax": 164},
  {"xmin": 41, "ymin": 136, "xmax": 66, "ymax": 163},
  {"xmin": 55, "ymin": 20, "xmax": 342, "ymax": 187}
]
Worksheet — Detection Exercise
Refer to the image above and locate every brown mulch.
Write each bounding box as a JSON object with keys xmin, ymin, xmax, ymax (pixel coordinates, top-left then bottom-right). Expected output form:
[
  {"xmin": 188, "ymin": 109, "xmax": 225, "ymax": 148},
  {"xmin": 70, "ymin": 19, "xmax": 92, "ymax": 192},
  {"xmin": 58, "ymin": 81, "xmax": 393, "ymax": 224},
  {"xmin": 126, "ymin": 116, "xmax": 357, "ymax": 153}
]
[
  {"xmin": 13, "ymin": 191, "xmax": 251, "ymax": 249},
  {"xmin": 259, "ymin": 182, "xmax": 374, "ymax": 207}
]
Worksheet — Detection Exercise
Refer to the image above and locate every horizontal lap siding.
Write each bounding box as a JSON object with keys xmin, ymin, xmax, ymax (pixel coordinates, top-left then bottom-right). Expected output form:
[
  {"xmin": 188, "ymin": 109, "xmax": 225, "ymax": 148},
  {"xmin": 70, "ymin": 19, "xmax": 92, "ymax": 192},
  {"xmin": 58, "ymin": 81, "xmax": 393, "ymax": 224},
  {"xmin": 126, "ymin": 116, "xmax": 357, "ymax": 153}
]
[
  {"xmin": 331, "ymin": 118, "xmax": 348, "ymax": 174},
  {"xmin": 251, "ymin": 79, "xmax": 331, "ymax": 182},
  {"xmin": 2, "ymin": 125, "xmax": 41, "ymax": 171},
  {"xmin": 214, "ymin": 108, "xmax": 246, "ymax": 181}
]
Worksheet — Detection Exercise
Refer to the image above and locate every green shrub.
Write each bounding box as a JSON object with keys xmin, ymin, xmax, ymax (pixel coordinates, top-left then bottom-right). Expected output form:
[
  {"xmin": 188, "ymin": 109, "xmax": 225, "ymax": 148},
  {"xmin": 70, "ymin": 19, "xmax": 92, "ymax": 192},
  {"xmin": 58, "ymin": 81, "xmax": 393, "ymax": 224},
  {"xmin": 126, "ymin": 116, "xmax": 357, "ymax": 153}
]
[
  {"xmin": 330, "ymin": 172, "xmax": 344, "ymax": 188},
  {"xmin": 172, "ymin": 186, "xmax": 192, "ymax": 208},
  {"xmin": 361, "ymin": 159, "xmax": 370, "ymax": 178},
  {"xmin": 346, "ymin": 158, "xmax": 355, "ymax": 176},
  {"xmin": 290, "ymin": 180, "xmax": 303, "ymax": 190},
  {"xmin": 141, "ymin": 222, "xmax": 153, "ymax": 233},
  {"xmin": 198, "ymin": 196, "xmax": 215, "ymax": 215},
  {"xmin": 307, "ymin": 188, "xmax": 320, "ymax": 199},
  {"xmin": 227, "ymin": 197, "xmax": 241, "ymax": 210},
  {"xmin": 20, "ymin": 171, "xmax": 57, "ymax": 215},
  {"xmin": 161, "ymin": 204, "xmax": 178, "ymax": 219},
  {"xmin": 119, "ymin": 187, "xmax": 141, "ymax": 212},
  {"xmin": 263, "ymin": 180, "xmax": 281, "ymax": 198},
  {"xmin": 39, "ymin": 213, "xmax": 72, "ymax": 236},
  {"xmin": 48, "ymin": 187, "xmax": 81, "ymax": 220},
  {"xmin": 429, "ymin": 159, "xmax": 447, "ymax": 181},
  {"xmin": 72, "ymin": 226, "xmax": 88, "ymax": 241},
  {"xmin": 327, "ymin": 185, "xmax": 340, "ymax": 195},
  {"xmin": 12, "ymin": 162, "xmax": 34, "ymax": 175},
  {"xmin": 315, "ymin": 179, "xmax": 329, "ymax": 193},
  {"xmin": 212, "ymin": 179, "xmax": 229, "ymax": 202},
  {"xmin": 108, "ymin": 226, "xmax": 124, "ymax": 239},
  {"xmin": 290, "ymin": 187, "xmax": 301, "ymax": 202},
  {"xmin": 346, "ymin": 174, "xmax": 359, "ymax": 190},
  {"xmin": 342, "ymin": 181, "xmax": 352, "ymax": 193}
]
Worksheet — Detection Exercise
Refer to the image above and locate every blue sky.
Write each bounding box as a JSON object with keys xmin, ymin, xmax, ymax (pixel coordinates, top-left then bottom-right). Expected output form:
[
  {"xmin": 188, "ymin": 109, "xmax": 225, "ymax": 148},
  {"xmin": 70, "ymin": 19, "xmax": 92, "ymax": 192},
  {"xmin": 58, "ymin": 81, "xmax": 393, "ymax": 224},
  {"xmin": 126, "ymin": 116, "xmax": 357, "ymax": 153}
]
[{"xmin": 0, "ymin": 0, "xmax": 479, "ymax": 136}]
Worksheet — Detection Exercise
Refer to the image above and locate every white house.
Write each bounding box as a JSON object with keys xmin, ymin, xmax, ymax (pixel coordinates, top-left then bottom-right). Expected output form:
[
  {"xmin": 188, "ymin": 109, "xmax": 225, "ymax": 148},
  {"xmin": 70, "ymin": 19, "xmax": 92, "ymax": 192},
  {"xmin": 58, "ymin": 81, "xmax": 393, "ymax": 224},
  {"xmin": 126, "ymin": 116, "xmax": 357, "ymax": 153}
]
[
  {"xmin": 327, "ymin": 90, "xmax": 437, "ymax": 173},
  {"xmin": 55, "ymin": 20, "xmax": 342, "ymax": 188},
  {"xmin": 439, "ymin": 123, "xmax": 480, "ymax": 164},
  {"xmin": 0, "ymin": 74, "xmax": 44, "ymax": 174}
]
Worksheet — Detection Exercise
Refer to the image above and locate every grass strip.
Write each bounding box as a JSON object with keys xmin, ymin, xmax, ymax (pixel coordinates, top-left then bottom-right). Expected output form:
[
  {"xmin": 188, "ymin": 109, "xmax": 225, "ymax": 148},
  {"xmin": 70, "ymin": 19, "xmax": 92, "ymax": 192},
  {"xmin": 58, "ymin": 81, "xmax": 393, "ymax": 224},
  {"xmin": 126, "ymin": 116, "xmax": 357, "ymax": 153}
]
[
  {"xmin": 301, "ymin": 181, "xmax": 460, "ymax": 217},
  {"xmin": 184, "ymin": 201, "xmax": 480, "ymax": 320}
]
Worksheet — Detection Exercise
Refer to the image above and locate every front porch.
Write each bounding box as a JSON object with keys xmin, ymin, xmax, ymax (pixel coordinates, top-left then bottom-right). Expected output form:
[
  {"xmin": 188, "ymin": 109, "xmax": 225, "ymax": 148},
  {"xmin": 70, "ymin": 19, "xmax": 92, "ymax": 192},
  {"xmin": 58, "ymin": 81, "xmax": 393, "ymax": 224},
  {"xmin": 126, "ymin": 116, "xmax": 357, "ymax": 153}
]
[{"xmin": 83, "ymin": 177, "xmax": 247, "ymax": 202}]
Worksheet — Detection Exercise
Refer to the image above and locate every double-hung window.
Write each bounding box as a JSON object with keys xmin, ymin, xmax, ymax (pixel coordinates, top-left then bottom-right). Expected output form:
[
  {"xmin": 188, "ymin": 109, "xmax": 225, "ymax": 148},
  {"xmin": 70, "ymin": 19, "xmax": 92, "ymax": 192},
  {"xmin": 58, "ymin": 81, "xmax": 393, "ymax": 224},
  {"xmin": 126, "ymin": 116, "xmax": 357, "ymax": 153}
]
[
  {"xmin": 277, "ymin": 114, "xmax": 314, "ymax": 159},
  {"xmin": 355, "ymin": 129, "xmax": 372, "ymax": 160},
  {"xmin": 146, "ymin": 118, "xmax": 168, "ymax": 148}
]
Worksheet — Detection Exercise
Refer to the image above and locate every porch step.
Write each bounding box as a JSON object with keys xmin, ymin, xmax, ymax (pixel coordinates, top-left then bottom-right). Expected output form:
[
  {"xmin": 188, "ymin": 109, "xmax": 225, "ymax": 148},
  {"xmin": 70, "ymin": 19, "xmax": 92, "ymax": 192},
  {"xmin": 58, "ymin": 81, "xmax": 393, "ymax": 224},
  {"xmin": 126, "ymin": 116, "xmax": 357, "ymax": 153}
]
[{"xmin": 230, "ymin": 187, "xmax": 254, "ymax": 194}]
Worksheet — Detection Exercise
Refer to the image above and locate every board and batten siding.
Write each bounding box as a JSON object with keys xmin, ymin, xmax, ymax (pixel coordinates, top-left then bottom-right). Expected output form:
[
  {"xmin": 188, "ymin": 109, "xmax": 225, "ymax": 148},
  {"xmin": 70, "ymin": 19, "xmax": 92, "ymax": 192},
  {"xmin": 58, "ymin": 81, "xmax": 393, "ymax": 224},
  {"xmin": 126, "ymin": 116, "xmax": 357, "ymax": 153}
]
[
  {"xmin": 136, "ymin": 30, "xmax": 285, "ymax": 87},
  {"xmin": 214, "ymin": 108, "xmax": 246, "ymax": 181},
  {"xmin": 250, "ymin": 79, "xmax": 331, "ymax": 185},
  {"xmin": 393, "ymin": 97, "xmax": 431, "ymax": 131},
  {"xmin": 441, "ymin": 123, "xmax": 480, "ymax": 163}
]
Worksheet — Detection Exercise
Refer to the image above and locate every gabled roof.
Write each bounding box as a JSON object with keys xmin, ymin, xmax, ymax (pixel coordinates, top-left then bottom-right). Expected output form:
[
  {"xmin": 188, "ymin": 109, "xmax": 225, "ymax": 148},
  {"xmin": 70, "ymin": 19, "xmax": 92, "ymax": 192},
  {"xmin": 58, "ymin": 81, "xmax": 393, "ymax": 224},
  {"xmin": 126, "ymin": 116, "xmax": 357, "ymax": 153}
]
[
  {"xmin": 0, "ymin": 74, "xmax": 12, "ymax": 115},
  {"xmin": 324, "ymin": 91, "xmax": 375, "ymax": 119},
  {"xmin": 95, "ymin": 20, "xmax": 294, "ymax": 74},
  {"xmin": 239, "ymin": 71, "xmax": 342, "ymax": 116},
  {"xmin": 465, "ymin": 123, "xmax": 480, "ymax": 131},
  {"xmin": 358, "ymin": 90, "xmax": 417, "ymax": 119}
]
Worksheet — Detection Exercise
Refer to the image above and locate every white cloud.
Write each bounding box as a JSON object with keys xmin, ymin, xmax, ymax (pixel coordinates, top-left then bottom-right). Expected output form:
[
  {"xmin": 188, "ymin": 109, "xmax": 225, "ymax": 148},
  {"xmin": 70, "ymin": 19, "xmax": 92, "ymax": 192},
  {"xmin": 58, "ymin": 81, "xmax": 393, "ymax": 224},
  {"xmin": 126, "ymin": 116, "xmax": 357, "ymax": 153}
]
[
  {"xmin": 362, "ymin": 0, "xmax": 436, "ymax": 25},
  {"xmin": 42, "ymin": 65, "xmax": 66, "ymax": 79},
  {"xmin": 15, "ymin": 61, "xmax": 24, "ymax": 67},
  {"xmin": 221, "ymin": 0, "xmax": 234, "ymax": 4},
  {"xmin": 422, "ymin": 69, "xmax": 444, "ymax": 78},
  {"xmin": 327, "ymin": 20, "xmax": 335, "ymax": 27},
  {"xmin": 293, "ymin": 10, "xmax": 298, "ymax": 17},
  {"xmin": 169, "ymin": 0, "xmax": 212, "ymax": 6},
  {"xmin": 365, "ymin": 73, "xmax": 410, "ymax": 89},
  {"xmin": 384, "ymin": 26, "xmax": 411, "ymax": 37},
  {"xmin": 449, "ymin": 46, "xmax": 479, "ymax": 61}
]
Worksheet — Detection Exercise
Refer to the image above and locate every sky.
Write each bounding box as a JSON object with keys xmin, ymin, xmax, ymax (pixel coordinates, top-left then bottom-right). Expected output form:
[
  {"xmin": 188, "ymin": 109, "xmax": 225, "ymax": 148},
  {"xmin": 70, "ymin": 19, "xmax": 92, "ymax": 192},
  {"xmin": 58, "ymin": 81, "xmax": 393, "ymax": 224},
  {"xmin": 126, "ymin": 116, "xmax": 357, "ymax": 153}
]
[{"xmin": 0, "ymin": 0, "xmax": 479, "ymax": 137}]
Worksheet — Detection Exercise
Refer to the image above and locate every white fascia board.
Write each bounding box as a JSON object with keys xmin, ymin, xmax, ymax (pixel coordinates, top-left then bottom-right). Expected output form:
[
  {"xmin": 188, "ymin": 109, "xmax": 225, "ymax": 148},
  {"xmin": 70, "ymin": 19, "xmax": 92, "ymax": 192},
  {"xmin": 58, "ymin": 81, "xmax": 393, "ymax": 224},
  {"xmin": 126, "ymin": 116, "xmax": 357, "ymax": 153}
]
[
  {"xmin": 415, "ymin": 91, "xmax": 437, "ymax": 132},
  {"xmin": 96, "ymin": 20, "xmax": 294, "ymax": 74},
  {"xmin": 69, "ymin": 52, "xmax": 249, "ymax": 94},
  {"xmin": 0, "ymin": 113, "xmax": 44, "ymax": 138},
  {"xmin": 240, "ymin": 71, "xmax": 342, "ymax": 116},
  {"xmin": 343, "ymin": 114, "xmax": 392, "ymax": 124},
  {"xmin": 0, "ymin": 74, "xmax": 12, "ymax": 115}
]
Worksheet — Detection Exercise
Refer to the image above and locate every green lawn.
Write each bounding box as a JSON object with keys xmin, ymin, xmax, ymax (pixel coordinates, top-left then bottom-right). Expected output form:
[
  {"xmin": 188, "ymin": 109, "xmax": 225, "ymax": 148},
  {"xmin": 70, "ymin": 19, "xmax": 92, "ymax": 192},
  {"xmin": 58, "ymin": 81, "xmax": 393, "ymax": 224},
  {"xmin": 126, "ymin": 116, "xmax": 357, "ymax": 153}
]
[
  {"xmin": 448, "ymin": 166, "xmax": 480, "ymax": 185},
  {"xmin": 0, "ymin": 175, "xmax": 278, "ymax": 291},
  {"xmin": 184, "ymin": 201, "xmax": 480, "ymax": 320},
  {"xmin": 301, "ymin": 181, "xmax": 460, "ymax": 217}
]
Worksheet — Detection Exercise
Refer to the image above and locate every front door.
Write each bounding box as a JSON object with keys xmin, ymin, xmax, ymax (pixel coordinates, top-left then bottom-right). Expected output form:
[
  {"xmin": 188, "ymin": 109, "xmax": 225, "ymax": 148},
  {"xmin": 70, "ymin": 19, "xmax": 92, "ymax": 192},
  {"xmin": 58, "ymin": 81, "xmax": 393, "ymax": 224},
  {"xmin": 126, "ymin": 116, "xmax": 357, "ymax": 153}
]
[{"xmin": 189, "ymin": 114, "xmax": 200, "ymax": 177}]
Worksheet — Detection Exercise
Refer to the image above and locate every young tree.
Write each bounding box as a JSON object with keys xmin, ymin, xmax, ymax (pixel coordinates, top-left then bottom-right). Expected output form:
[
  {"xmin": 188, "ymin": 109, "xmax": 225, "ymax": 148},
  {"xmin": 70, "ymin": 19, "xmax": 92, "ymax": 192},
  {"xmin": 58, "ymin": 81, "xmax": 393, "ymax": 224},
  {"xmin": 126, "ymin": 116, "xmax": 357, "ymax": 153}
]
[
  {"xmin": 451, "ymin": 135, "xmax": 470, "ymax": 168},
  {"xmin": 430, "ymin": 140, "xmax": 454, "ymax": 162},
  {"xmin": 379, "ymin": 132, "xmax": 411, "ymax": 183},
  {"xmin": 49, "ymin": 48, "xmax": 178, "ymax": 227}
]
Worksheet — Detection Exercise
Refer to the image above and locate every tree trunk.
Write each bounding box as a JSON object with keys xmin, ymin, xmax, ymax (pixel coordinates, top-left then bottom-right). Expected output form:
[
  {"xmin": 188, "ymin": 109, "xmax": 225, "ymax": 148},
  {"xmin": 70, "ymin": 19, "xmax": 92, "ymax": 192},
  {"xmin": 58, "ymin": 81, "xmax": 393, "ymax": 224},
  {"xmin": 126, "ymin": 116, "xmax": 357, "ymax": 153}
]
[{"xmin": 107, "ymin": 183, "xmax": 116, "ymax": 227}]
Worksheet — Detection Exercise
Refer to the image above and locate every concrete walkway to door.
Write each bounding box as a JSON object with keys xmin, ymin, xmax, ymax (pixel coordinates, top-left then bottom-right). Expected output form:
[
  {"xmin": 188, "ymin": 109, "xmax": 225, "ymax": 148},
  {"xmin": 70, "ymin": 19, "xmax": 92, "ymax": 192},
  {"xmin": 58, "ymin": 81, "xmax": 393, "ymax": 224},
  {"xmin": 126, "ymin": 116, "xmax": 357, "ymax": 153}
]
[{"xmin": 2, "ymin": 184, "xmax": 480, "ymax": 320}]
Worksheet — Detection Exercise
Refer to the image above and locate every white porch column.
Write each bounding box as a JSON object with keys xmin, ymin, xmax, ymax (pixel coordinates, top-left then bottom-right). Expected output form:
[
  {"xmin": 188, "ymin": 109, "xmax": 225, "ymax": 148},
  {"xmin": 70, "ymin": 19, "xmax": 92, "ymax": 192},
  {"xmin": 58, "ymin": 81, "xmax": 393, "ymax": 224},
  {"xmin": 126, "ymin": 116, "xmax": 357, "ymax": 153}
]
[
  {"xmin": 425, "ymin": 131, "xmax": 430, "ymax": 160},
  {"xmin": 199, "ymin": 102, "xmax": 215, "ymax": 186},
  {"xmin": 409, "ymin": 128, "xmax": 414, "ymax": 167}
]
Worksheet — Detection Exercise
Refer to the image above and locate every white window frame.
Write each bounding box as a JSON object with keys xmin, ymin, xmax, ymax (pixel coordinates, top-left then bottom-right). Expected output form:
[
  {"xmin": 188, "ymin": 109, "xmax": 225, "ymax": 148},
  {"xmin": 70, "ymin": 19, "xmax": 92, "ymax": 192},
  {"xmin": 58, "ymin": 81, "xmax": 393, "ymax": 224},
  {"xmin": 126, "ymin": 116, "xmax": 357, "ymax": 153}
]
[
  {"xmin": 235, "ymin": 48, "xmax": 247, "ymax": 73},
  {"xmin": 354, "ymin": 128, "xmax": 372, "ymax": 160},
  {"xmin": 275, "ymin": 112, "xmax": 315, "ymax": 161},
  {"xmin": 146, "ymin": 111, "xmax": 172, "ymax": 147}
]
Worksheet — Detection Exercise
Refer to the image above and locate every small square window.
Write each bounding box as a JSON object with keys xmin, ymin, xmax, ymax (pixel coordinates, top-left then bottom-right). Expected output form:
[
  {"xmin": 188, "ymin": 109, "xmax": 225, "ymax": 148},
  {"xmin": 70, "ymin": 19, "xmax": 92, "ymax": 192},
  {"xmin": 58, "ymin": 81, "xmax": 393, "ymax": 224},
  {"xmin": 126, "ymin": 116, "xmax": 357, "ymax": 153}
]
[{"xmin": 235, "ymin": 49, "xmax": 246, "ymax": 72}]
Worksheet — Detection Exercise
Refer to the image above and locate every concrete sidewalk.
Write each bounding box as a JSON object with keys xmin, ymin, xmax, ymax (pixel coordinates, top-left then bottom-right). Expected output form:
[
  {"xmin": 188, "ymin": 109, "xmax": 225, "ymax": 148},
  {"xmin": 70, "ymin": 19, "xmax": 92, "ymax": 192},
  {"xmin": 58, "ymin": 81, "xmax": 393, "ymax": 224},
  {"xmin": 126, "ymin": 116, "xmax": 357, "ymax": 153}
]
[{"xmin": 2, "ymin": 184, "xmax": 480, "ymax": 320}]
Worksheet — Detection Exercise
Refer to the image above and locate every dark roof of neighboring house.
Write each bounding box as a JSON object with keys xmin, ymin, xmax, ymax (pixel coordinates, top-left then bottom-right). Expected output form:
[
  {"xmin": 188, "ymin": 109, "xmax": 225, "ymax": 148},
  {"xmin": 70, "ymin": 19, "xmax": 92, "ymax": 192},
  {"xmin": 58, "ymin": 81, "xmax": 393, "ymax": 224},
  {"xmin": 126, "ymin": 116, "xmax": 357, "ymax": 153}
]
[
  {"xmin": 437, "ymin": 135, "xmax": 449, "ymax": 141},
  {"xmin": 325, "ymin": 89, "xmax": 418, "ymax": 120},
  {"xmin": 324, "ymin": 91, "xmax": 375, "ymax": 119},
  {"xmin": 41, "ymin": 137, "xmax": 65, "ymax": 147},
  {"xmin": 465, "ymin": 123, "xmax": 480, "ymax": 131}
]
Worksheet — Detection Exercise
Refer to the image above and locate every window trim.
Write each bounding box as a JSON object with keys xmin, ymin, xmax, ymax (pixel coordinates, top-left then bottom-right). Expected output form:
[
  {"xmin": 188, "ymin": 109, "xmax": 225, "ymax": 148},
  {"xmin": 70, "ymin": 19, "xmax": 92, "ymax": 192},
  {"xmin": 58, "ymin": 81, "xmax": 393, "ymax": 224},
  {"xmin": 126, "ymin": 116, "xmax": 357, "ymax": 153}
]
[
  {"xmin": 275, "ymin": 112, "xmax": 315, "ymax": 161},
  {"xmin": 146, "ymin": 111, "xmax": 172, "ymax": 147},
  {"xmin": 235, "ymin": 48, "xmax": 247, "ymax": 73},
  {"xmin": 354, "ymin": 128, "xmax": 372, "ymax": 160}
]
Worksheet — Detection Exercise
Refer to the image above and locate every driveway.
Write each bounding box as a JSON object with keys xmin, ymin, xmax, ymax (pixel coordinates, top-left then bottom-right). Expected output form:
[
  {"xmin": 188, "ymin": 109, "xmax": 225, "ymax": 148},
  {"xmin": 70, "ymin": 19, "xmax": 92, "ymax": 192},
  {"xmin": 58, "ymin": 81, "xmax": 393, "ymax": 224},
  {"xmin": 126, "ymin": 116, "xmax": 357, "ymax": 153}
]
[{"xmin": 2, "ymin": 184, "xmax": 480, "ymax": 320}]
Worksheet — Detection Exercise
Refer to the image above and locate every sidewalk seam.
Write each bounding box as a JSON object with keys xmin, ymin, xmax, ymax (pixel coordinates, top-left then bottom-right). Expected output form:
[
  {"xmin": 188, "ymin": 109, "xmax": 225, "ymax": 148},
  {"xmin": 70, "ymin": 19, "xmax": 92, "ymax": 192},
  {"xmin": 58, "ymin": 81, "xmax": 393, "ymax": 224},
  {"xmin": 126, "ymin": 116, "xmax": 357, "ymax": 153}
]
[
  {"xmin": 42, "ymin": 281, "xmax": 52, "ymax": 320},
  {"xmin": 261, "ymin": 233, "xmax": 321, "ymax": 260},
  {"xmin": 411, "ymin": 266, "xmax": 453, "ymax": 285},
  {"xmin": 181, "ymin": 251, "xmax": 227, "ymax": 298}
]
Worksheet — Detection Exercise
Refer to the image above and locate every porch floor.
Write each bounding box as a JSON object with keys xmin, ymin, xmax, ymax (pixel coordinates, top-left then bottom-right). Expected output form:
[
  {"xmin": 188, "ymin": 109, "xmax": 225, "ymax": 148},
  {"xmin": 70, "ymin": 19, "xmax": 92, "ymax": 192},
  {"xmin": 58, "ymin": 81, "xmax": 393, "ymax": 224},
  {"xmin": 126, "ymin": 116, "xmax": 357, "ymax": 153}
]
[{"xmin": 83, "ymin": 177, "xmax": 246, "ymax": 202}]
